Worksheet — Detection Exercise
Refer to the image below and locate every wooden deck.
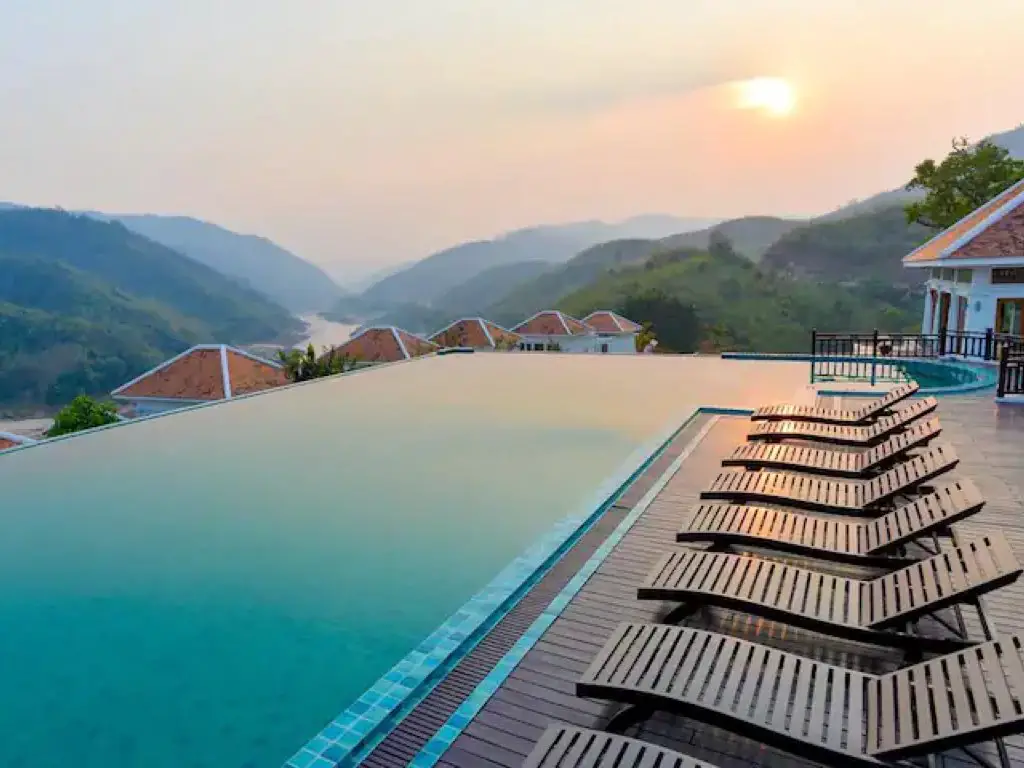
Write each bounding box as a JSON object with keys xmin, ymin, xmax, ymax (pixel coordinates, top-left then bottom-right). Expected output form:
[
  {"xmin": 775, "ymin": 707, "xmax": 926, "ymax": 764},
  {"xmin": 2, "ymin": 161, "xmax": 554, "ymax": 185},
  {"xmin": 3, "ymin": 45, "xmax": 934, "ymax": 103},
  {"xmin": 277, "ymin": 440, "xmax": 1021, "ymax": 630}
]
[
  {"xmin": 366, "ymin": 393, "xmax": 1024, "ymax": 768},
  {"xmin": 354, "ymin": 397, "xmax": 1024, "ymax": 768}
]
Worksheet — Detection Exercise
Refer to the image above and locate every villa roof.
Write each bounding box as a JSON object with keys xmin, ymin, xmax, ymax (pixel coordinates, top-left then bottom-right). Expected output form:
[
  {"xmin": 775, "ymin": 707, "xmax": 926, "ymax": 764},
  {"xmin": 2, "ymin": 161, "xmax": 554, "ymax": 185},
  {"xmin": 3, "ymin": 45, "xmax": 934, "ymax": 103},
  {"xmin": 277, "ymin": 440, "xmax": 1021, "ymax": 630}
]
[
  {"xmin": 512, "ymin": 310, "xmax": 591, "ymax": 337},
  {"xmin": 904, "ymin": 177, "xmax": 1024, "ymax": 266},
  {"xmin": 0, "ymin": 431, "xmax": 36, "ymax": 451},
  {"xmin": 429, "ymin": 318, "xmax": 521, "ymax": 349},
  {"xmin": 582, "ymin": 311, "xmax": 643, "ymax": 334},
  {"xmin": 111, "ymin": 344, "xmax": 288, "ymax": 402},
  {"xmin": 329, "ymin": 326, "xmax": 438, "ymax": 363}
]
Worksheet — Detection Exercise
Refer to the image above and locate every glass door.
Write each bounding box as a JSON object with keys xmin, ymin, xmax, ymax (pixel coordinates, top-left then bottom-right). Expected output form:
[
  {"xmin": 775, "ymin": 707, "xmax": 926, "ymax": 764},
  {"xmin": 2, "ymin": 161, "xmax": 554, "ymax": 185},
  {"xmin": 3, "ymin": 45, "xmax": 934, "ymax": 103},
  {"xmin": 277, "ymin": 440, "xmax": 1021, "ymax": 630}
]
[{"xmin": 996, "ymin": 299, "xmax": 1024, "ymax": 335}]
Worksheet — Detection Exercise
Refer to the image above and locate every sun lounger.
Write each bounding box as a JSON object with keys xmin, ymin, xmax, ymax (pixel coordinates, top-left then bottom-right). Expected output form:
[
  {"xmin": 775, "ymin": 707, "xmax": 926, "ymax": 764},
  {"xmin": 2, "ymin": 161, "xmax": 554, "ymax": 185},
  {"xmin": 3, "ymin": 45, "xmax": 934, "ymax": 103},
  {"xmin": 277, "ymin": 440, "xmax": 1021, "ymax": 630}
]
[
  {"xmin": 679, "ymin": 479, "xmax": 984, "ymax": 566},
  {"xmin": 578, "ymin": 623, "xmax": 1024, "ymax": 765},
  {"xmin": 723, "ymin": 417, "xmax": 941, "ymax": 478},
  {"xmin": 701, "ymin": 443, "xmax": 957, "ymax": 515},
  {"xmin": 523, "ymin": 725, "xmax": 717, "ymax": 768},
  {"xmin": 751, "ymin": 381, "xmax": 920, "ymax": 424},
  {"xmin": 637, "ymin": 534, "xmax": 1020, "ymax": 652},
  {"xmin": 748, "ymin": 397, "xmax": 937, "ymax": 446}
]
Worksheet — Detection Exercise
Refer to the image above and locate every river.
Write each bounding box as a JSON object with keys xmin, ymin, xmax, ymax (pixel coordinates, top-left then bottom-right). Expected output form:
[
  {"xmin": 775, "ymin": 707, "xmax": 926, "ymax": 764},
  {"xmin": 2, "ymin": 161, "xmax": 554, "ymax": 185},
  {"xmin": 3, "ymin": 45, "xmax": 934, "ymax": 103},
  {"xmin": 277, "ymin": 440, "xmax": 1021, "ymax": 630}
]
[{"xmin": 297, "ymin": 314, "xmax": 360, "ymax": 349}]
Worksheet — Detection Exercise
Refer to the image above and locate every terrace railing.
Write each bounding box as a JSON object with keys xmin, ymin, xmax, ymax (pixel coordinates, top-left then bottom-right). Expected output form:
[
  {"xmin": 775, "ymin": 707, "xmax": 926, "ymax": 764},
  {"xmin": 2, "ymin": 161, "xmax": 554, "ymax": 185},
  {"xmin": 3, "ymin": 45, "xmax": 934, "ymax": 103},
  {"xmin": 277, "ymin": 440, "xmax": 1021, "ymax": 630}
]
[
  {"xmin": 810, "ymin": 328, "xmax": 1024, "ymax": 388},
  {"xmin": 811, "ymin": 328, "xmax": 1024, "ymax": 362},
  {"xmin": 997, "ymin": 347, "xmax": 1024, "ymax": 398}
]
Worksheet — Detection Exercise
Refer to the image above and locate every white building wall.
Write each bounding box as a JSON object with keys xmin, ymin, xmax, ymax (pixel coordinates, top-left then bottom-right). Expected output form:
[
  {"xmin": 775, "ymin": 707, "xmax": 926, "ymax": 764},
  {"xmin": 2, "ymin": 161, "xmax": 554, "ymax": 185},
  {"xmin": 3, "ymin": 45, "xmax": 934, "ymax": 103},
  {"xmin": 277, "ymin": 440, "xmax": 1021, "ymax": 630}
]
[
  {"xmin": 920, "ymin": 267, "xmax": 1024, "ymax": 336},
  {"xmin": 517, "ymin": 334, "xmax": 637, "ymax": 354},
  {"xmin": 123, "ymin": 399, "xmax": 203, "ymax": 417}
]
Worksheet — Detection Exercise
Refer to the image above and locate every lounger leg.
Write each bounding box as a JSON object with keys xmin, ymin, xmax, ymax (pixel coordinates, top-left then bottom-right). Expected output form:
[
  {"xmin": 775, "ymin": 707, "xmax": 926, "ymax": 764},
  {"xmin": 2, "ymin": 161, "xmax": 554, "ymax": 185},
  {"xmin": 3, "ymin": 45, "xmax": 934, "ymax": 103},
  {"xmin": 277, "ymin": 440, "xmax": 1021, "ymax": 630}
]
[
  {"xmin": 959, "ymin": 743, "xmax": 1008, "ymax": 768},
  {"xmin": 604, "ymin": 704, "xmax": 654, "ymax": 735}
]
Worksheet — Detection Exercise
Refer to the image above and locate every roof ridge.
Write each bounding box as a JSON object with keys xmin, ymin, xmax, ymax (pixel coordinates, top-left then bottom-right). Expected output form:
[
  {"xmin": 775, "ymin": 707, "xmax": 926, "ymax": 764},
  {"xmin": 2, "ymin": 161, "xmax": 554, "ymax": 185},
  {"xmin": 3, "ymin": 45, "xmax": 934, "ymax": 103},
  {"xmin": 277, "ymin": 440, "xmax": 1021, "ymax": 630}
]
[
  {"xmin": 219, "ymin": 345, "xmax": 233, "ymax": 399},
  {"xmin": 391, "ymin": 327, "xmax": 411, "ymax": 359}
]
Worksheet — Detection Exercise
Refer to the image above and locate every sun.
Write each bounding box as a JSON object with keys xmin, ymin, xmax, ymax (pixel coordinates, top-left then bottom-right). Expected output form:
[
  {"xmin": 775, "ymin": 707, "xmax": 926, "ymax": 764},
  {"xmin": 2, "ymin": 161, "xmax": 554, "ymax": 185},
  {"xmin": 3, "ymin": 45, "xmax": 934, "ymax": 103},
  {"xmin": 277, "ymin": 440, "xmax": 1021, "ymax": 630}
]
[{"xmin": 734, "ymin": 77, "xmax": 797, "ymax": 117}]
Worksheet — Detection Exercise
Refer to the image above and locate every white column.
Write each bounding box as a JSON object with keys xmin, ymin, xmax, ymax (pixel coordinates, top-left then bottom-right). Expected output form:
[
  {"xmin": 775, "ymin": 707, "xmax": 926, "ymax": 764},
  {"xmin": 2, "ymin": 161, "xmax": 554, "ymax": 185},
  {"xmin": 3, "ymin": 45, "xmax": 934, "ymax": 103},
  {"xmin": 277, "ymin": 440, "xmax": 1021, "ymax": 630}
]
[{"xmin": 921, "ymin": 287, "xmax": 934, "ymax": 334}]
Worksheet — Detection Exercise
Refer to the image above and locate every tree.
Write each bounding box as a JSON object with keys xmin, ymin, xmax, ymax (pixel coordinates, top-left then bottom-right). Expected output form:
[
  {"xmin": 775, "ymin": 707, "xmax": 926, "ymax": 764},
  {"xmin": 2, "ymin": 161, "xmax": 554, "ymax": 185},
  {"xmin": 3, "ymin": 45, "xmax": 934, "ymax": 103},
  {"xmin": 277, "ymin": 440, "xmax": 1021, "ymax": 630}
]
[
  {"xmin": 618, "ymin": 290, "xmax": 701, "ymax": 353},
  {"xmin": 46, "ymin": 394, "xmax": 120, "ymax": 437},
  {"xmin": 905, "ymin": 137, "xmax": 1024, "ymax": 230},
  {"xmin": 277, "ymin": 343, "xmax": 357, "ymax": 382}
]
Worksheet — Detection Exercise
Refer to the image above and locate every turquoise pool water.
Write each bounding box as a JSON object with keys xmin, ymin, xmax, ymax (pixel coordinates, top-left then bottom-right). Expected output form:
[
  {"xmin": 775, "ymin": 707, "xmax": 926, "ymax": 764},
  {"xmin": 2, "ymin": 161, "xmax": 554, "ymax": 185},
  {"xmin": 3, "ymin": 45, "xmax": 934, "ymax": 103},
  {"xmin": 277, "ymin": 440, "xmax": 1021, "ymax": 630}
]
[
  {"xmin": 809, "ymin": 356, "xmax": 994, "ymax": 391},
  {"xmin": 0, "ymin": 353, "xmax": 807, "ymax": 768}
]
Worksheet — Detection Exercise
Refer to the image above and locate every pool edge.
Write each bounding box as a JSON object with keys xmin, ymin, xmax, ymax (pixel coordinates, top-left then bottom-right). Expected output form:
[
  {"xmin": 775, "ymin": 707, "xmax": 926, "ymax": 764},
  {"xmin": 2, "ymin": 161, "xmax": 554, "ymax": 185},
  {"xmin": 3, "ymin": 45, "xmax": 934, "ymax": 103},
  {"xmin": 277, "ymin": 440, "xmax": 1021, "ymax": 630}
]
[{"xmin": 283, "ymin": 406, "xmax": 705, "ymax": 768}]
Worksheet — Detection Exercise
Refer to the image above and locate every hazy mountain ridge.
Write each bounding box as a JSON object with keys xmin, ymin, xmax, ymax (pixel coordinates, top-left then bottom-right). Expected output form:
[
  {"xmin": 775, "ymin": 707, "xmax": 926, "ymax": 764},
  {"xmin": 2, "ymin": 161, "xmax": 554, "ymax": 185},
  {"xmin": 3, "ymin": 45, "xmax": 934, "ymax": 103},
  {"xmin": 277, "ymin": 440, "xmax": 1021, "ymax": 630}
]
[
  {"xmin": 84, "ymin": 212, "xmax": 346, "ymax": 313},
  {"xmin": 0, "ymin": 208, "xmax": 302, "ymax": 410}
]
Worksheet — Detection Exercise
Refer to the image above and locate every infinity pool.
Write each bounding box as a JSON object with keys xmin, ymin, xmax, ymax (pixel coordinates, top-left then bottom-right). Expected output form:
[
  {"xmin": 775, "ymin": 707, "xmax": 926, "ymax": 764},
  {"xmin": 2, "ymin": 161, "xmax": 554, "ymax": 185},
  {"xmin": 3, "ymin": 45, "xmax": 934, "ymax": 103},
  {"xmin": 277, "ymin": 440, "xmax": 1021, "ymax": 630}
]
[{"xmin": 0, "ymin": 353, "xmax": 805, "ymax": 768}]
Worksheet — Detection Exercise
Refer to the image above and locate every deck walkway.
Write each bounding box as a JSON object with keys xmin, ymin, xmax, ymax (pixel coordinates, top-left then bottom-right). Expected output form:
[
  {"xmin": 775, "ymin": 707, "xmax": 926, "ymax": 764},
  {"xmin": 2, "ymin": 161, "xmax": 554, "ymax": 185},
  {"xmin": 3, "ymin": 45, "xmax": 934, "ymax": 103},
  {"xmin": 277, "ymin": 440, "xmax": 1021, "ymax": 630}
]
[{"xmin": 428, "ymin": 394, "xmax": 1024, "ymax": 768}]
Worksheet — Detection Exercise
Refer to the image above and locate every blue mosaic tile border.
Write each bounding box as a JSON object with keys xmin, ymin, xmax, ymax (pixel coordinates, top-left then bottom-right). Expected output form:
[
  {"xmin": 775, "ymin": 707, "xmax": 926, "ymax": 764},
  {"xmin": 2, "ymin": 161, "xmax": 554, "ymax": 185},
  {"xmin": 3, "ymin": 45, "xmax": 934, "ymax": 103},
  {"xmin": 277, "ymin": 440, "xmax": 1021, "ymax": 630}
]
[
  {"xmin": 284, "ymin": 405, "xmax": 701, "ymax": 768},
  {"xmin": 405, "ymin": 415, "xmax": 724, "ymax": 767}
]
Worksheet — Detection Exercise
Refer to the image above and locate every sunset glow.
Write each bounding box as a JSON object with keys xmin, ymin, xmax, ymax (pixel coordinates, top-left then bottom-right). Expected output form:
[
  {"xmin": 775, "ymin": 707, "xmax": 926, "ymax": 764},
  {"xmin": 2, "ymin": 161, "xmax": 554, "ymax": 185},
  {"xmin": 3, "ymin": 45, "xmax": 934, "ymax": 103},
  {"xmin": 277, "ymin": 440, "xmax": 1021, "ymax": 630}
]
[{"xmin": 735, "ymin": 77, "xmax": 797, "ymax": 117}]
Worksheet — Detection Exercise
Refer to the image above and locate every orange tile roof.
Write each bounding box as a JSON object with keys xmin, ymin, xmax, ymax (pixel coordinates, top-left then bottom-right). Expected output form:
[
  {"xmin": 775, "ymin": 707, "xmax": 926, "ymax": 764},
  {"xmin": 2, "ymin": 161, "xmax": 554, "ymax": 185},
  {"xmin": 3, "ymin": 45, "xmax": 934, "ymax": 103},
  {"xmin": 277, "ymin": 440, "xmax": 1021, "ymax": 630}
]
[
  {"xmin": 904, "ymin": 177, "xmax": 1024, "ymax": 264},
  {"xmin": 512, "ymin": 311, "xmax": 591, "ymax": 336},
  {"xmin": 582, "ymin": 311, "xmax": 643, "ymax": 333},
  {"xmin": 329, "ymin": 327, "xmax": 438, "ymax": 363},
  {"xmin": 0, "ymin": 432, "xmax": 35, "ymax": 451},
  {"xmin": 112, "ymin": 345, "xmax": 287, "ymax": 402},
  {"xmin": 429, "ymin": 318, "xmax": 522, "ymax": 349}
]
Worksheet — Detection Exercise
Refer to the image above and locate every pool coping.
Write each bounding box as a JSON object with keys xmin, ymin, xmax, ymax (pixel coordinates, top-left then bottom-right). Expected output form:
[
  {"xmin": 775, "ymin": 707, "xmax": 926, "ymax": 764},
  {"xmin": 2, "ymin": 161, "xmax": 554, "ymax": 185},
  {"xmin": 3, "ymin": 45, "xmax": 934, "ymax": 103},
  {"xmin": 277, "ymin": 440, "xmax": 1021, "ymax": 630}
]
[
  {"xmin": 405, "ymin": 413, "xmax": 728, "ymax": 766},
  {"xmin": 720, "ymin": 352, "xmax": 997, "ymax": 395},
  {"xmin": 283, "ymin": 402, "xmax": 704, "ymax": 768}
]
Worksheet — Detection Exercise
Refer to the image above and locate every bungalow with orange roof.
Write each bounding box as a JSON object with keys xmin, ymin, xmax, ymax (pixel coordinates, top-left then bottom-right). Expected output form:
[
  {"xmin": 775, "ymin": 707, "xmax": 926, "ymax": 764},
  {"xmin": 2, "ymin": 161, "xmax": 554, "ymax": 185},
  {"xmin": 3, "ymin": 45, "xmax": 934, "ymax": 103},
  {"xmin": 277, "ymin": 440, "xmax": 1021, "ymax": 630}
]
[
  {"xmin": 325, "ymin": 326, "xmax": 438, "ymax": 364},
  {"xmin": 581, "ymin": 310, "xmax": 643, "ymax": 353},
  {"xmin": 0, "ymin": 431, "xmax": 37, "ymax": 453},
  {"xmin": 111, "ymin": 344, "xmax": 290, "ymax": 417},
  {"xmin": 904, "ymin": 177, "xmax": 1024, "ymax": 339},
  {"xmin": 511, "ymin": 309, "xmax": 639, "ymax": 354},
  {"xmin": 429, "ymin": 318, "xmax": 521, "ymax": 350}
]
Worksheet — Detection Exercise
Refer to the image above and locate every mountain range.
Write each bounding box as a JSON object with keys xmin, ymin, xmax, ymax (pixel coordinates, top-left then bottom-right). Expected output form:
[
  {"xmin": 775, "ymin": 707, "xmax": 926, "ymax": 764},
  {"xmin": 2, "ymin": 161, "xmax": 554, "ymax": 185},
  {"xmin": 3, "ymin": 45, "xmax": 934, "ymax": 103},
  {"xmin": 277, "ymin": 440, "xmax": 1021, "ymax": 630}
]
[{"xmin": 4, "ymin": 122, "xmax": 1023, "ymax": 412}]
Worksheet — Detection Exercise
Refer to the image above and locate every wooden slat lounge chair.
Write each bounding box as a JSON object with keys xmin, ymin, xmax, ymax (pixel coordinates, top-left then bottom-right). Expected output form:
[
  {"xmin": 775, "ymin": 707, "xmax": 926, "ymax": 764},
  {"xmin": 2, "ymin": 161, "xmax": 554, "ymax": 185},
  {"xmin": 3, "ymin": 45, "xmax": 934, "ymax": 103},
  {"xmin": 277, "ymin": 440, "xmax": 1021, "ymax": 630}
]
[
  {"xmin": 748, "ymin": 396, "xmax": 938, "ymax": 446},
  {"xmin": 751, "ymin": 381, "xmax": 920, "ymax": 424},
  {"xmin": 578, "ymin": 623, "xmax": 1024, "ymax": 766},
  {"xmin": 523, "ymin": 725, "xmax": 717, "ymax": 768},
  {"xmin": 679, "ymin": 479, "xmax": 984, "ymax": 566},
  {"xmin": 637, "ymin": 535, "xmax": 1020, "ymax": 652},
  {"xmin": 701, "ymin": 443, "xmax": 958, "ymax": 515},
  {"xmin": 723, "ymin": 417, "xmax": 941, "ymax": 478}
]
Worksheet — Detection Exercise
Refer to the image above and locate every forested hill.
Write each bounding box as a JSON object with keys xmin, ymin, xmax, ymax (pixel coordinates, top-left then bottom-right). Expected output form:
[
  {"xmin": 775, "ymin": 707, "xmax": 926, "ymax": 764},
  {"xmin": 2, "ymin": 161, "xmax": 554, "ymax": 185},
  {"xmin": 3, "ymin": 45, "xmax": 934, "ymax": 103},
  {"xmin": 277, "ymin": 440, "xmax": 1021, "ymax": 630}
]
[{"xmin": 0, "ymin": 208, "xmax": 302, "ymax": 411}]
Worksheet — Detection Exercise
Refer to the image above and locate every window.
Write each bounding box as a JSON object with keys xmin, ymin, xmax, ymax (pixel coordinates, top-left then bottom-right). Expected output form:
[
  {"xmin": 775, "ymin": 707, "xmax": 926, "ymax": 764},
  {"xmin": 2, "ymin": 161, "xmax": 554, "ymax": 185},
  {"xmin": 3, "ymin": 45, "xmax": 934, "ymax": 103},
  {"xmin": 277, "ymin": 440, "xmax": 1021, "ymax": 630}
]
[
  {"xmin": 600, "ymin": 343, "xmax": 609, "ymax": 354},
  {"xmin": 957, "ymin": 268, "xmax": 973, "ymax": 283},
  {"xmin": 992, "ymin": 267, "xmax": 1024, "ymax": 284},
  {"xmin": 941, "ymin": 268, "xmax": 954, "ymax": 281}
]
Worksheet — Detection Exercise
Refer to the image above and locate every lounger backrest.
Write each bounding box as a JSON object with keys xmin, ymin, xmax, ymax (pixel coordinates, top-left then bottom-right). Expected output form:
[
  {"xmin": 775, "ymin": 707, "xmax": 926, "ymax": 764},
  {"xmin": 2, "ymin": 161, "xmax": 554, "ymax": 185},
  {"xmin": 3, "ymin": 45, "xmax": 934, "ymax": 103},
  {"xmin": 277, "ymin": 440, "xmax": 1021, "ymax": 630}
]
[
  {"xmin": 862, "ymin": 534, "xmax": 1021, "ymax": 628},
  {"xmin": 864, "ymin": 442, "xmax": 958, "ymax": 503},
  {"xmin": 864, "ymin": 478, "xmax": 985, "ymax": 552},
  {"xmin": 524, "ymin": 726, "xmax": 717, "ymax": 768},
  {"xmin": 852, "ymin": 381, "xmax": 920, "ymax": 421},
  {"xmin": 860, "ymin": 417, "xmax": 942, "ymax": 470},
  {"xmin": 868, "ymin": 634, "xmax": 1024, "ymax": 760},
  {"xmin": 865, "ymin": 397, "xmax": 938, "ymax": 437}
]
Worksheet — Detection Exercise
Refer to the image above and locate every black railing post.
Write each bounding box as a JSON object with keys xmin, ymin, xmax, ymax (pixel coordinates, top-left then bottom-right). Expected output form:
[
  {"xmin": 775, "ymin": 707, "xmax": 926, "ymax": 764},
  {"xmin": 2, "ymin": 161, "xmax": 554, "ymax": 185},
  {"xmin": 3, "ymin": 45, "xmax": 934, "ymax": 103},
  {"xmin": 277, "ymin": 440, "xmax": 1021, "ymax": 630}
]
[
  {"xmin": 811, "ymin": 328, "xmax": 817, "ymax": 357},
  {"xmin": 998, "ymin": 346, "xmax": 1008, "ymax": 399},
  {"xmin": 985, "ymin": 328, "xmax": 994, "ymax": 361},
  {"xmin": 938, "ymin": 327, "xmax": 947, "ymax": 357}
]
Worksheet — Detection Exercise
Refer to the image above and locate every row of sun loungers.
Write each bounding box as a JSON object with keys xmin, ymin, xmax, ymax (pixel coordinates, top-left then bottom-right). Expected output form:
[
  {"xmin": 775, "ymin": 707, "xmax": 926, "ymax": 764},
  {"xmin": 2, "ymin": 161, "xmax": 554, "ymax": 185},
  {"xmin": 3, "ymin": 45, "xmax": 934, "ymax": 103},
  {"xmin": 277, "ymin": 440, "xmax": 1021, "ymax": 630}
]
[{"xmin": 523, "ymin": 383, "xmax": 1024, "ymax": 768}]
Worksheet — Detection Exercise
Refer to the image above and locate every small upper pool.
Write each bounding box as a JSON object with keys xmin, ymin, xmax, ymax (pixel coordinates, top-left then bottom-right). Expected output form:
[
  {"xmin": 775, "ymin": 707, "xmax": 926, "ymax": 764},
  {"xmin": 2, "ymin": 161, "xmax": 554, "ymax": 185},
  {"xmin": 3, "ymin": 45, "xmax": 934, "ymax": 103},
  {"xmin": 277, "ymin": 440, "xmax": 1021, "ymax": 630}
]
[
  {"xmin": 809, "ymin": 356, "xmax": 996, "ymax": 392},
  {"xmin": 0, "ymin": 353, "xmax": 807, "ymax": 768}
]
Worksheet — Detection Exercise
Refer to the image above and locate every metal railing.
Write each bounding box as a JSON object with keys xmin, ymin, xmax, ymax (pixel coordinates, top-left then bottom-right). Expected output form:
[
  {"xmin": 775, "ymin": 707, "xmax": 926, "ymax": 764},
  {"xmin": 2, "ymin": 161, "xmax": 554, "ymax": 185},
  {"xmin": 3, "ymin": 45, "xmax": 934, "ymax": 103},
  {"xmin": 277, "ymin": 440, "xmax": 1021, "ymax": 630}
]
[
  {"xmin": 811, "ymin": 328, "xmax": 1024, "ymax": 362},
  {"xmin": 998, "ymin": 347, "xmax": 1024, "ymax": 398}
]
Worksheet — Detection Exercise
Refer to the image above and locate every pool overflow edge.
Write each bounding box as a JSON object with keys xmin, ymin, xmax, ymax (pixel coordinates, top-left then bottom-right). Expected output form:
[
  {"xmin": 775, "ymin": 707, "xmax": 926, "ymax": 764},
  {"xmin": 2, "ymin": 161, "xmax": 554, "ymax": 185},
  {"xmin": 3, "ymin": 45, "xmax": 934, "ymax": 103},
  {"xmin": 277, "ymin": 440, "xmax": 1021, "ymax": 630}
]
[{"xmin": 285, "ymin": 406, "xmax": 719, "ymax": 768}]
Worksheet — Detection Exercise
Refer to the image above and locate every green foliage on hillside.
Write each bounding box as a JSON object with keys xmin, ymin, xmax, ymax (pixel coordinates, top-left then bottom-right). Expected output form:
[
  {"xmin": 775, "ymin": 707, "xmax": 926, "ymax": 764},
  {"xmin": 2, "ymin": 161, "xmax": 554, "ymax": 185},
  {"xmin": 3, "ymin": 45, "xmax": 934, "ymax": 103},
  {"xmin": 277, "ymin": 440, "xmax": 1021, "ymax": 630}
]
[
  {"xmin": 46, "ymin": 395, "xmax": 120, "ymax": 437},
  {"xmin": 557, "ymin": 243, "xmax": 920, "ymax": 354},
  {"xmin": 761, "ymin": 204, "xmax": 930, "ymax": 284},
  {"xmin": 0, "ymin": 208, "xmax": 302, "ymax": 411},
  {"xmin": 905, "ymin": 137, "xmax": 1024, "ymax": 230},
  {"xmin": 483, "ymin": 218, "xmax": 802, "ymax": 327}
]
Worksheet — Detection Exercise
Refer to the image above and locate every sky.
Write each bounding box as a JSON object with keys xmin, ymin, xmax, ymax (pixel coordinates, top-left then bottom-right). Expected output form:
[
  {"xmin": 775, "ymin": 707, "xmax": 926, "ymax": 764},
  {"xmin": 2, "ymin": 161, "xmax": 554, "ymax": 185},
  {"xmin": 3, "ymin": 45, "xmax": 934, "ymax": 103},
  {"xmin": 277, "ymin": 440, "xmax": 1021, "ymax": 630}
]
[{"xmin": 2, "ymin": 0, "xmax": 1024, "ymax": 284}]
